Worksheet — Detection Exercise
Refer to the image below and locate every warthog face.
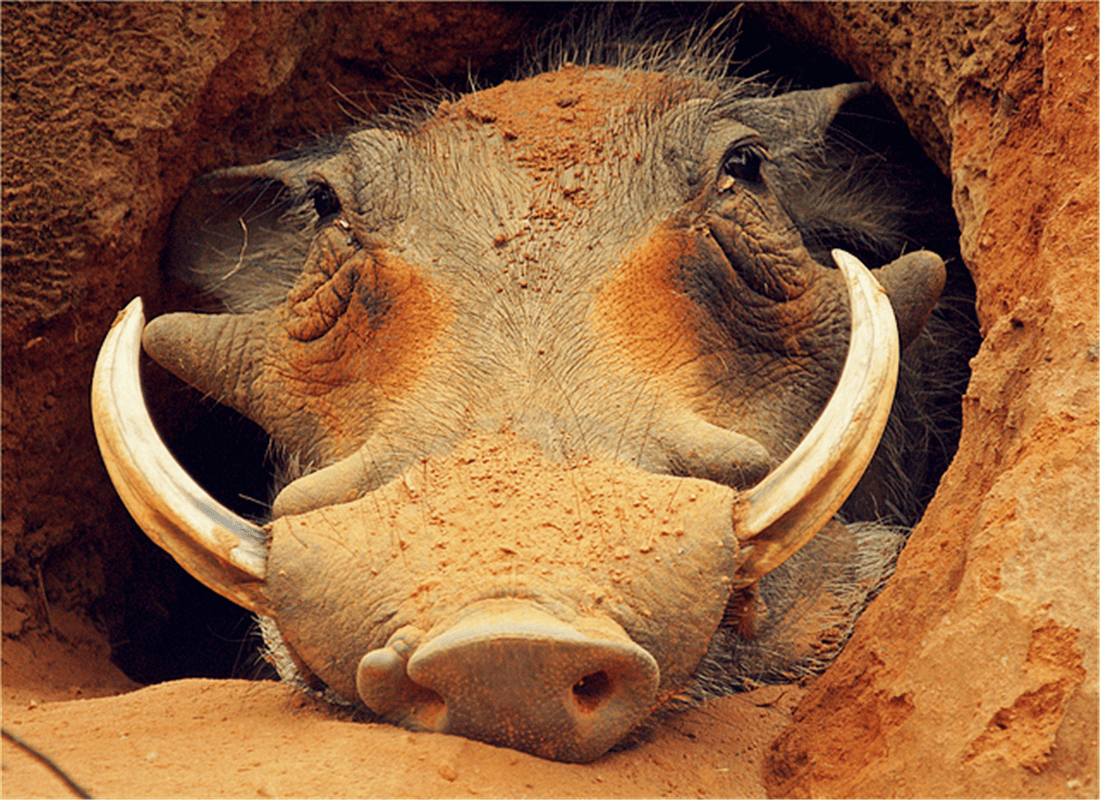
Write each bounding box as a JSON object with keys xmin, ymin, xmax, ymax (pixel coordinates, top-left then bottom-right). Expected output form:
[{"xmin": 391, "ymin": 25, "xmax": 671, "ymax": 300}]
[{"xmin": 93, "ymin": 63, "xmax": 944, "ymax": 762}]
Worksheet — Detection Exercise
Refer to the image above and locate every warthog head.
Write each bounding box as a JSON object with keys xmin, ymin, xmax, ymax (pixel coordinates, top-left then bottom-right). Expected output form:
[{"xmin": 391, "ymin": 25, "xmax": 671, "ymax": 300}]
[{"xmin": 93, "ymin": 59, "xmax": 944, "ymax": 762}]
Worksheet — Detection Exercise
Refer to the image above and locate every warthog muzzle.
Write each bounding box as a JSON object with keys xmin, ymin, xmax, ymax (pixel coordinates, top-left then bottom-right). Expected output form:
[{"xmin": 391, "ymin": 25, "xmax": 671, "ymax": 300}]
[{"xmin": 358, "ymin": 601, "xmax": 659, "ymax": 763}]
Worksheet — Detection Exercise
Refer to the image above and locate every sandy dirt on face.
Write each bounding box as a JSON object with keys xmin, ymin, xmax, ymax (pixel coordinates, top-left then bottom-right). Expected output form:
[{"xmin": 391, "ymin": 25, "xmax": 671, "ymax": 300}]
[{"xmin": 1, "ymin": 634, "xmax": 800, "ymax": 799}]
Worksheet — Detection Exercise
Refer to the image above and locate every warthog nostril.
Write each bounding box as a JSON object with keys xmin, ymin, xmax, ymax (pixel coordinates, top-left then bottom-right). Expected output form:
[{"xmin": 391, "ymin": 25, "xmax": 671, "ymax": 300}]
[
  {"xmin": 357, "ymin": 600, "xmax": 659, "ymax": 762},
  {"xmin": 572, "ymin": 670, "xmax": 612, "ymax": 713}
]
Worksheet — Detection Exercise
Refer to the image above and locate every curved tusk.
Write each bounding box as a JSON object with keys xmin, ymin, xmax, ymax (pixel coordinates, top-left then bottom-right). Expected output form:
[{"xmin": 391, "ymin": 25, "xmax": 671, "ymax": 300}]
[
  {"xmin": 91, "ymin": 298, "xmax": 271, "ymax": 613},
  {"xmin": 733, "ymin": 250, "xmax": 900, "ymax": 586}
]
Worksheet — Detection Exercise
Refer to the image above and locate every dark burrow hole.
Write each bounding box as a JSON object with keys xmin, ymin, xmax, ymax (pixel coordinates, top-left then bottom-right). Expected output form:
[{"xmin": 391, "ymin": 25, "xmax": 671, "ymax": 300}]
[
  {"xmin": 98, "ymin": 5, "xmax": 979, "ymax": 690},
  {"xmin": 573, "ymin": 671, "xmax": 613, "ymax": 712},
  {"xmin": 105, "ymin": 366, "xmax": 279, "ymax": 685}
]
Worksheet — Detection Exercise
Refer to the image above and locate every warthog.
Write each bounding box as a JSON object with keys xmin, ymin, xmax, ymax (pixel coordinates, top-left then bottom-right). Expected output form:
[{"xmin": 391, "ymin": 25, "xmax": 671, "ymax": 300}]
[{"xmin": 92, "ymin": 37, "xmax": 953, "ymax": 762}]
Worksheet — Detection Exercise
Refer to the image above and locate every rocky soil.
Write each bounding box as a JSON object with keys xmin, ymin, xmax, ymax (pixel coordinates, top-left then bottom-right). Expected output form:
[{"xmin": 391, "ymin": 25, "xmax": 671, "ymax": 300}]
[{"xmin": 3, "ymin": 3, "xmax": 1096, "ymax": 798}]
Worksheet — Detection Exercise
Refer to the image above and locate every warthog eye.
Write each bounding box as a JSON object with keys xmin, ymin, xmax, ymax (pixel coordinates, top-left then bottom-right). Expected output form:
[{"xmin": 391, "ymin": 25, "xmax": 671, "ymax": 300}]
[
  {"xmin": 309, "ymin": 180, "xmax": 341, "ymax": 221},
  {"xmin": 720, "ymin": 140, "xmax": 770, "ymax": 185}
]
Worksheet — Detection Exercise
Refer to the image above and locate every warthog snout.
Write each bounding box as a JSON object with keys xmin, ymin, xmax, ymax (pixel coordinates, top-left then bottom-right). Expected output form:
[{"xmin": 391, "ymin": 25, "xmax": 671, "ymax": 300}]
[{"xmin": 359, "ymin": 602, "xmax": 659, "ymax": 762}]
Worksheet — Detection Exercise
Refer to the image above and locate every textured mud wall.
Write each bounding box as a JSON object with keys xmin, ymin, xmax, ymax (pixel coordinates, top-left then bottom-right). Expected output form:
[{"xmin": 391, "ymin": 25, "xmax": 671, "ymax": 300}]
[
  {"xmin": 2, "ymin": 2, "xmax": 1096, "ymax": 797},
  {"xmin": 2, "ymin": 0, "xmax": 533, "ymax": 582},
  {"xmin": 747, "ymin": 3, "xmax": 1099, "ymax": 796},
  {"xmin": 1, "ymin": 2, "xmax": 539, "ymax": 676}
]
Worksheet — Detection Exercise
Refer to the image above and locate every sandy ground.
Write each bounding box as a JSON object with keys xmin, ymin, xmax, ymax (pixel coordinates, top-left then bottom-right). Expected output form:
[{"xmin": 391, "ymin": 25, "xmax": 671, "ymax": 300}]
[{"xmin": 1, "ymin": 625, "xmax": 801, "ymax": 799}]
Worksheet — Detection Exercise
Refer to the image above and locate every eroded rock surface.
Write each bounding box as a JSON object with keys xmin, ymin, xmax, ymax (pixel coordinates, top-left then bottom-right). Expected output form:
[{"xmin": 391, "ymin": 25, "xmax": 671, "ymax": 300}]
[{"xmin": 752, "ymin": 3, "xmax": 1099, "ymax": 797}]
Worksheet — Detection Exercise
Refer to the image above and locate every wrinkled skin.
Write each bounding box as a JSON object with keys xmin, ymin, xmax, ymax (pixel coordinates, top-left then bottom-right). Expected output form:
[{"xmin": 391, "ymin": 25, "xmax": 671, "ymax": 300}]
[{"xmin": 106, "ymin": 65, "xmax": 946, "ymax": 761}]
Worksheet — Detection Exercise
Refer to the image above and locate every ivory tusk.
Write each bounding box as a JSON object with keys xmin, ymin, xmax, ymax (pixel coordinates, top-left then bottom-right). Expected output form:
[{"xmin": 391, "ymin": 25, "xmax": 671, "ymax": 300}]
[
  {"xmin": 732, "ymin": 249, "xmax": 900, "ymax": 586},
  {"xmin": 91, "ymin": 298, "xmax": 271, "ymax": 613}
]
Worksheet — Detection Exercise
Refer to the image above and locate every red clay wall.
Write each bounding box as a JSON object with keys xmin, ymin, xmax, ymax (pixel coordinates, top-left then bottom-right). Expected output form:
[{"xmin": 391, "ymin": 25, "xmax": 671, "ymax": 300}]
[{"xmin": 752, "ymin": 3, "xmax": 1099, "ymax": 796}]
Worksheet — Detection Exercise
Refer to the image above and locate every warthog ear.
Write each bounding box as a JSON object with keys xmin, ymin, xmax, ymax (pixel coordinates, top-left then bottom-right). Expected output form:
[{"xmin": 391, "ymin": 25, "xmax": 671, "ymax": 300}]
[
  {"xmin": 730, "ymin": 82, "xmax": 921, "ymax": 267},
  {"xmin": 731, "ymin": 82, "xmax": 871, "ymax": 159},
  {"xmin": 168, "ymin": 153, "xmax": 354, "ymax": 314}
]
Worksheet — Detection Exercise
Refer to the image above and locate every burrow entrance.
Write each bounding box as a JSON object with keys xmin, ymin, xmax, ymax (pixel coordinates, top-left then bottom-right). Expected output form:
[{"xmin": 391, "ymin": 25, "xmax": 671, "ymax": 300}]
[{"xmin": 94, "ymin": 5, "xmax": 978, "ymax": 690}]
